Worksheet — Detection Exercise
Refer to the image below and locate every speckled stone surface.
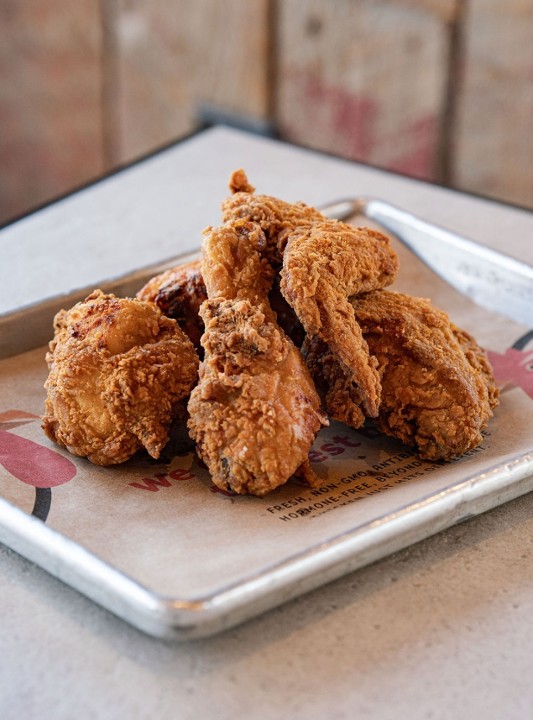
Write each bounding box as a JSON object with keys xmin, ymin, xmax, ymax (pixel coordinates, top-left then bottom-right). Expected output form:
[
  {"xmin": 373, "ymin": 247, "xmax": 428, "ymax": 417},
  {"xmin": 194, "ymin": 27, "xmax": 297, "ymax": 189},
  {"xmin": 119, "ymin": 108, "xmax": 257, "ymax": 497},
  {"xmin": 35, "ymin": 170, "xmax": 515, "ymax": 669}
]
[{"xmin": 1, "ymin": 492, "xmax": 533, "ymax": 719}]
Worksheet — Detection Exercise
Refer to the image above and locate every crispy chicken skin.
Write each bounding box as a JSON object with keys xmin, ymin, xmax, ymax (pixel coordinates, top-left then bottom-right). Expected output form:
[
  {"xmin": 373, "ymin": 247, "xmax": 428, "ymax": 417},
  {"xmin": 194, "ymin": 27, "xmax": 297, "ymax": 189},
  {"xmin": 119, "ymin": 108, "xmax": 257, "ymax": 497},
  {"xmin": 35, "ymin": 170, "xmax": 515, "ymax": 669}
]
[
  {"xmin": 137, "ymin": 260, "xmax": 207, "ymax": 349},
  {"xmin": 187, "ymin": 221, "xmax": 327, "ymax": 496},
  {"xmin": 43, "ymin": 290, "xmax": 199, "ymax": 466},
  {"xmin": 305, "ymin": 290, "xmax": 499, "ymax": 461},
  {"xmin": 222, "ymin": 169, "xmax": 333, "ymax": 268}
]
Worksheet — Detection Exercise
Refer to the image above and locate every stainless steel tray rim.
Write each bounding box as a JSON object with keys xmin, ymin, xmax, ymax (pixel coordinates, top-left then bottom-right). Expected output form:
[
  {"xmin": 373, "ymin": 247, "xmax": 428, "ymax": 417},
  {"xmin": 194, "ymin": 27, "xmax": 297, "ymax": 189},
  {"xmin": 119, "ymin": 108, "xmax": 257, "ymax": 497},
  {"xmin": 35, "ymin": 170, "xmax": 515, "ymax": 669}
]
[{"xmin": 2, "ymin": 448, "xmax": 532, "ymax": 639}]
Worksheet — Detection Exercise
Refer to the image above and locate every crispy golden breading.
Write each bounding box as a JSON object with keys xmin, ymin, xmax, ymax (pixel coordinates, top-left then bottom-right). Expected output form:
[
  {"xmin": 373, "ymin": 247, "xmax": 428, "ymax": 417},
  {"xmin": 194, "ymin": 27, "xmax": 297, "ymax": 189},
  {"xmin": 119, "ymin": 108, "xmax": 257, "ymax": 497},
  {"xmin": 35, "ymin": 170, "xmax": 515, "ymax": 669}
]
[
  {"xmin": 281, "ymin": 223, "xmax": 398, "ymax": 425},
  {"xmin": 43, "ymin": 290, "xmax": 199, "ymax": 465},
  {"xmin": 305, "ymin": 290, "xmax": 499, "ymax": 461},
  {"xmin": 222, "ymin": 169, "xmax": 332, "ymax": 268},
  {"xmin": 187, "ymin": 221, "xmax": 327, "ymax": 496}
]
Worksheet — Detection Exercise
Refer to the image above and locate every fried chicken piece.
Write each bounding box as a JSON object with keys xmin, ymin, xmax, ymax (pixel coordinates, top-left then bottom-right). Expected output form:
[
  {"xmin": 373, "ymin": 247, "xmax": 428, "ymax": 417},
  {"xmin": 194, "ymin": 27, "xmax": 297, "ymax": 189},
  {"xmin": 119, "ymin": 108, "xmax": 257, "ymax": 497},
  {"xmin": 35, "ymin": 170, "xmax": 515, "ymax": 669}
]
[
  {"xmin": 224, "ymin": 169, "xmax": 399, "ymax": 423},
  {"xmin": 187, "ymin": 221, "xmax": 327, "ymax": 496},
  {"xmin": 222, "ymin": 169, "xmax": 331, "ymax": 268},
  {"xmin": 43, "ymin": 290, "xmax": 199, "ymax": 466},
  {"xmin": 137, "ymin": 259, "xmax": 207, "ymax": 349},
  {"xmin": 281, "ymin": 223, "xmax": 398, "ymax": 426},
  {"xmin": 305, "ymin": 290, "xmax": 499, "ymax": 461}
]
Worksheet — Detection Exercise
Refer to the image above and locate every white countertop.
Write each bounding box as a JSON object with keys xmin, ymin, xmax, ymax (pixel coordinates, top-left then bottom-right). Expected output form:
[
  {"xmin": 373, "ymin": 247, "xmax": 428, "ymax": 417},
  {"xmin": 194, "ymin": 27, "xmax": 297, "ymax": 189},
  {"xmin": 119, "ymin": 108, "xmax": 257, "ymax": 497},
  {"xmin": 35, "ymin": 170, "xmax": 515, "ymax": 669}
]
[{"xmin": 1, "ymin": 127, "xmax": 533, "ymax": 719}]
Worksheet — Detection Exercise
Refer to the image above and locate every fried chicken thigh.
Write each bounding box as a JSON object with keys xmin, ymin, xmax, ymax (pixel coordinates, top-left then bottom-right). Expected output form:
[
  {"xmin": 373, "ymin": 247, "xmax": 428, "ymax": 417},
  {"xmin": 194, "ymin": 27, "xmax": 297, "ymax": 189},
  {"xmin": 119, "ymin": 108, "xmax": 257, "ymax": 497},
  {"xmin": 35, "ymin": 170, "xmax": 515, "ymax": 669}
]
[
  {"xmin": 305, "ymin": 290, "xmax": 499, "ymax": 461},
  {"xmin": 43, "ymin": 290, "xmax": 199, "ymax": 465},
  {"xmin": 187, "ymin": 221, "xmax": 327, "ymax": 496}
]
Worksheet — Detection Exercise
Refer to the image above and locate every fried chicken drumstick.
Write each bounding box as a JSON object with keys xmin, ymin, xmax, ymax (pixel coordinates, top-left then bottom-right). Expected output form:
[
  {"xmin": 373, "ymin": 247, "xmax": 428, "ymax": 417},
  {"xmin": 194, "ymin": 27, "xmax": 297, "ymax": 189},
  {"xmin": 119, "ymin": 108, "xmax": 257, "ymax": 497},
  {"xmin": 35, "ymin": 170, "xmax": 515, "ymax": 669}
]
[
  {"xmin": 304, "ymin": 290, "xmax": 499, "ymax": 461},
  {"xmin": 187, "ymin": 221, "xmax": 327, "ymax": 496},
  {"xmin": 43, "ymin": 290, "xmax": 199, "ymax": 465}
]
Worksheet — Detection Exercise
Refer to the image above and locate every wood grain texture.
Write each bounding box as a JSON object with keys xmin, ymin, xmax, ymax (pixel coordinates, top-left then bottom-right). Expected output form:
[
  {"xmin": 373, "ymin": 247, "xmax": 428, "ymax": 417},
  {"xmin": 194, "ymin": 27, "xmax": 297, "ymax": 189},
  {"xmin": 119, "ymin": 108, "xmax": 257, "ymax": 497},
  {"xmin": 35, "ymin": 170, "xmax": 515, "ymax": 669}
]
[
  {"xmin": 275, "ymin": 0, "xmax": 458, "ymax": 181},
  {"xmin": 0, "ymin": 0, "xmax": 104, "ymax": 222},
  {"xmin": 383, "ymin": 0, "xmax": 460, "ymax": 23},
  {"xmin": 454, "ymin": 0, "xmax": 533, "ymax": 208},
  {"xmin": 113, "ymin": 0, "xmax": 272, "ymax": 162},
  {"xmin": 2, "ymin": 0, "xmax": 532, "ymax": 224}
]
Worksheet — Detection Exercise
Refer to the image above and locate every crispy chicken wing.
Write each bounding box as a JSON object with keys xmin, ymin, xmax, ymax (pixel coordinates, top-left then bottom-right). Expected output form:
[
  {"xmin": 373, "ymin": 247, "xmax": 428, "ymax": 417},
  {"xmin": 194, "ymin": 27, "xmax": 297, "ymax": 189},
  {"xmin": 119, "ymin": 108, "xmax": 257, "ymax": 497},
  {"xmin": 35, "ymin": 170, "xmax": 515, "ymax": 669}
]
[
  {"xmin": 281, "ymin": 223, "xmax": 398, "ymax": 426},
  {"xmin": 187, "ymin": 221, "xmax": 327, "ymax": 496},
  {"xmin": 304, "ymin": 290, "xmax": 499, "ymax": 461},
  {"xmin": 43, "ymin": 290, "xmax": 199, "ymax": 465}
]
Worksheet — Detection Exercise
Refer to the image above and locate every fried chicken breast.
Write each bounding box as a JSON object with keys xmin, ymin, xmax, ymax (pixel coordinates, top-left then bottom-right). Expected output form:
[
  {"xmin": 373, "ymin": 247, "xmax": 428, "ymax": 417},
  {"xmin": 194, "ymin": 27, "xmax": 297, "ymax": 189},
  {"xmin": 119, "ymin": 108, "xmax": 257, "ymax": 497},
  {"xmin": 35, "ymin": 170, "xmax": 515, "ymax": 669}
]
[{"xmin": 43, "ymin": 290, "xmax": 199, "ymax": 465}]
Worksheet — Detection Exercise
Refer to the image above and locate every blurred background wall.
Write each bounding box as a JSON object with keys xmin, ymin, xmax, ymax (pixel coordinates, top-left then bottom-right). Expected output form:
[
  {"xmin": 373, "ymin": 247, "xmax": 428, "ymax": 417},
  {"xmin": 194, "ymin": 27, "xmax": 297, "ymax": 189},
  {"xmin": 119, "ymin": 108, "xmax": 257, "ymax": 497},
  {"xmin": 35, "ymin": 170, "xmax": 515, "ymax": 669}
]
[{"xmin": 1, "ymin": 0, "xmax": 532, "ymax": 225}]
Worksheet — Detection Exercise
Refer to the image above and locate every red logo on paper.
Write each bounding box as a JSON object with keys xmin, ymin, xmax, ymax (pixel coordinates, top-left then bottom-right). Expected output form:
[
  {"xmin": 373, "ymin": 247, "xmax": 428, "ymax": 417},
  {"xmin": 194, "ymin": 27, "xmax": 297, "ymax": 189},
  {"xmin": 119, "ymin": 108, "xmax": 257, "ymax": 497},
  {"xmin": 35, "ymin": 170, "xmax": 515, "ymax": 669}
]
[
  {"xmin": 487, "ymin": 331, "xmax": 533, "ymax": 399},
  {"xmin": 0, "ymin": 410, "xmax": 77, "ymax": 488},
  {"xmin": 0, "ymin": 410, "xmax": 78, "ymax": 522}
]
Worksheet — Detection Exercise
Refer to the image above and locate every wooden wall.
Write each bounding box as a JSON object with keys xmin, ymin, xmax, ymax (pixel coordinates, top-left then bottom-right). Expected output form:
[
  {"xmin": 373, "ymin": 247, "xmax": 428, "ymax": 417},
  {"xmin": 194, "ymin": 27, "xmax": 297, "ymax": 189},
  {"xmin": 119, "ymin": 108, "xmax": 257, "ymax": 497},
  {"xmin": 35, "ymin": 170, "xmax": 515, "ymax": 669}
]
[
  {"xmin": 0, "ymin": 0, "xmax": 104, "ymax": 220},
  {"xmin": 1, "ymin": 0, "xmax": 532, "ymax": 224}
]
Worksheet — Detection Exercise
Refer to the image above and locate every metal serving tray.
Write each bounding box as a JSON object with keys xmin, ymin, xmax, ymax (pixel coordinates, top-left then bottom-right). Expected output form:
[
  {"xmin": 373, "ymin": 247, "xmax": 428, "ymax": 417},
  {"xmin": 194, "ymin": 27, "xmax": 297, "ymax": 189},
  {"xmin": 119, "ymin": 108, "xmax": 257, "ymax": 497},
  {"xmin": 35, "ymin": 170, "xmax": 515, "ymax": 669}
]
[{"xmin": 1, "ymin": 223, "xmax": 533, "ymax": 641}]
